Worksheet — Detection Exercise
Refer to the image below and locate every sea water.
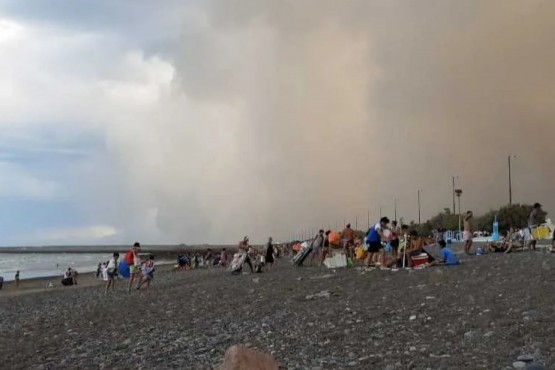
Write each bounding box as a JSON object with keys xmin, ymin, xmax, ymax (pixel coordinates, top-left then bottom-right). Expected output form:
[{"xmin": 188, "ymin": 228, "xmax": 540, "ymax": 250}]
[
  {"xmin": 0, "ymin": 253, "xmax": 112, "ymax": 281},
  {"xmin": 0, "ymin": 252, "xmax": 176, "ymax": 281}
]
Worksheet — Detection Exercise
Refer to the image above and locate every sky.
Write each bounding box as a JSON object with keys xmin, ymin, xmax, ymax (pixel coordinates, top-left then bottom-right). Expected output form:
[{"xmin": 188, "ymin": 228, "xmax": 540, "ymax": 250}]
[{"xmin": 0, "ymin": 0, "xmax": 554, "ymax": 246}]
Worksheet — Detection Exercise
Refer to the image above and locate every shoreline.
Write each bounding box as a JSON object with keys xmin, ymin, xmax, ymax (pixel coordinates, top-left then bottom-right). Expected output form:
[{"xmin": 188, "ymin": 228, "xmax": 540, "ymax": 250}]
[
  {"xmin": 0, "ymin": 244, "xmax": 238, "ymax": 254},
  {"xmin": 0, "ymin": 259, "xmax": 176, "ymax": 284},
  {"xmin": 0, "ymin": 263, "xmax": 178, "ymax": 297}
]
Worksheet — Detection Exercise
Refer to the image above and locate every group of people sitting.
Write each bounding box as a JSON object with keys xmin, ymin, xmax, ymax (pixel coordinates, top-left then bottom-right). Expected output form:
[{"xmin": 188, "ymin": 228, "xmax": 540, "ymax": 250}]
[{"xmin": 292, "ymin": 217, "xmax": 460, "ymax": 269}]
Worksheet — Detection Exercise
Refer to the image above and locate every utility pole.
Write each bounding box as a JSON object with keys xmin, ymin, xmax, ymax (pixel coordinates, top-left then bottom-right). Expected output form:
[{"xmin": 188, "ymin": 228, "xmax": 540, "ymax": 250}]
[
  {"xmin": 508, "ymin": 155, "xmax": 516, "ymax": 205},
  {"xmin": 418, "ymin": 189, "xmax": 422, "ymax": 224}
]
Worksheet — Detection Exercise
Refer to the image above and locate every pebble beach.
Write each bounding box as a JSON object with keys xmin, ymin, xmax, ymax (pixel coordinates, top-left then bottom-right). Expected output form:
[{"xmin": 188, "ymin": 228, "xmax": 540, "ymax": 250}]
[{"xmin": 1, "ymin": 248, "xmax": 554, "ymax": 369}]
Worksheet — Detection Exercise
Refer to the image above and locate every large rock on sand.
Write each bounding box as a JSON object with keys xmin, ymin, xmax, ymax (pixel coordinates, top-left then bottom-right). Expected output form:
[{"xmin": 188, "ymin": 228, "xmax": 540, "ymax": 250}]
[{"xmin": 219, "ymin": 345, "xmax": 279, "ymax": 370}]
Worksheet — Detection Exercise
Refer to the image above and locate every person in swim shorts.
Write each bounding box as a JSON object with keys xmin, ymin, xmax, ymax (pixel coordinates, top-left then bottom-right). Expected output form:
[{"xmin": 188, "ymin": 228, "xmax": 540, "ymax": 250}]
[
  {"xmin": 365, "ymin": 217, "xmax": 389, "ymax": 268},
  {"xmin": 463, "ymin": 211, "xmax": 473, "ymax": 255}
]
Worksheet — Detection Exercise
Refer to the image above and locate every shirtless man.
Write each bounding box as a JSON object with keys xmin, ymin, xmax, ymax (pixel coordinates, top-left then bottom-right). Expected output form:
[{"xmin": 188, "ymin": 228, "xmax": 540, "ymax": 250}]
[
  {"xmin": 463, "ymin": 211, "xmax": 473, "ymax": 255},
  {"xmin": 341, "ymin": 224, "xmax": 355, "ymax": 260}
]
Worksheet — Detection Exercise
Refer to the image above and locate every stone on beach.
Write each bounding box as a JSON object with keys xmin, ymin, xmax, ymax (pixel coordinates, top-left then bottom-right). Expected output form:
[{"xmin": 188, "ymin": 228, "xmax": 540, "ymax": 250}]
[{"xmin": 219, "ymin": 345, "xmax": 279, "ymax": 370}]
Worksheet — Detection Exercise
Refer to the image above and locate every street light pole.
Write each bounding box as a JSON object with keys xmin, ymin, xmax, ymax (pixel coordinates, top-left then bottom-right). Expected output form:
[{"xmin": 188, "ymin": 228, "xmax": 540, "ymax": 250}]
[
  {"xmin": 452, "ymin": 176, "xmax": 457, "ymax": 214},
  {"xmin": 455, "ymin": 189, "xmax": 463, "ymax": 239},
  {"xmin": 394, "ymin": 198, "xmax": 398, "ymax": 222}
]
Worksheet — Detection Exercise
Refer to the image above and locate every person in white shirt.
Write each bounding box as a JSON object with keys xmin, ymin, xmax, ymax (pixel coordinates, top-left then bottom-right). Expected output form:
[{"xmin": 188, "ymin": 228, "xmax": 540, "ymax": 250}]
[{"xmin": 105, "ymin": 252, "xmax": 119, "ymax": 293}]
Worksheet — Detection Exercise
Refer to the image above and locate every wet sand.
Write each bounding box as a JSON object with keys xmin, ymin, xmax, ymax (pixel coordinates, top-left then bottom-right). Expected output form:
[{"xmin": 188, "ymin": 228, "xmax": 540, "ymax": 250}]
[{"xmin": 1, "ymin": 247, "xmax": 554, "ymax": 369}]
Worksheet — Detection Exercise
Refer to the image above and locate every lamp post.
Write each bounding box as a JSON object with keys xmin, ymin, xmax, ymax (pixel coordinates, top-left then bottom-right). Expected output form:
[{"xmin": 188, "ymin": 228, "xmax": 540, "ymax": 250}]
[
  {"xmin": 452, "ymin": 176, "xmax": 459, "ymax": 214},
  {"xmin": 508, "ymin": 155, "xmax": 516, "ymax": 205},
  {"xmin": 455, "ymin": 189, "xmax": 463, "ymax": 238},
  {"xmin": 394, "ymin": 198, "xmax": 398, "ymax": 222}
]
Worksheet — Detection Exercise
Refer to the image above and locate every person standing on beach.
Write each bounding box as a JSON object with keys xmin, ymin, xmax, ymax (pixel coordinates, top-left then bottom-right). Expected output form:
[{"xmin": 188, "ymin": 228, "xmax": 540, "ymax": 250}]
[
  {"xmin": 321, "ymin": 230, "xmax": 331, "ymax": 263},
  {"xmin": 341, "ymin": 224, "xmax": 355, "ymax": 260},
  {"xmin": 365, "ymin": 217, "xmax": 389, "ymax": 268},
  {"xmin": 238, "ymin": 236, "xmax": 254, "ymax": 273},
  {"xmin": 463, "ymin": 211, "xmax": 473, "ymax": 255},
  {"xmin": 265, "ymin": 237, "xmax": 275, "ymax": 270},
  {"xmin": 528, "ymin": 203, "xmax": 542, "ymax": 251},
  {"xmin": 15, "ymin": 271, "xmax": 20, "ymax": 288},
  {"xmin": 389, "ymin": 221, "xmax": 400, "ymax": 259},
  {"xmin": 105, "ymin": 253, "xmax": 119, "ymax": 293},
  {"xmin": 126, "ymin": 242, "xmax": 141, "ymax": 293}
]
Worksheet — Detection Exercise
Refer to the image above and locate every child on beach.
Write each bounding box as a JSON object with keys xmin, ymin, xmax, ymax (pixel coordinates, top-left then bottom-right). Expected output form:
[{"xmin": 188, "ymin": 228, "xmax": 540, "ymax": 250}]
[
  {"xmin": 105, "ymin": 253, "xmax": 119, "ymax": 293},
  {"xmin": 439, "ymin": 240, "xmax": 459, "ymax": 266},
  {"xmin": 137, "ymin": 255, "xmax": 155, "ymax": 291},
  {"xmin": 15, "ymin": 271, "xmax": 20, "ymax": 288}
]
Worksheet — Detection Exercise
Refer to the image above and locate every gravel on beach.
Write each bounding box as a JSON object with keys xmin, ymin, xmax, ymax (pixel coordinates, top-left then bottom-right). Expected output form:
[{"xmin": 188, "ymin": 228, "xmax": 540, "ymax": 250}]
[{"xmin": 1, "ymin": 250, "xmax": 555, "ymax": 370}]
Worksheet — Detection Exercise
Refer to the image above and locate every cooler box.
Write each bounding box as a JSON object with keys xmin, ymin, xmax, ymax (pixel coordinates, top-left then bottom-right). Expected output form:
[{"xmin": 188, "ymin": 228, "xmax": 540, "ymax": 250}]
[
  {"xmin": 324, "ymin": 252, "xmax": 347, "ymax": 268},
  {"xmin": 411, "ymin": 253, "xmax": 429, "ymax": 267}
]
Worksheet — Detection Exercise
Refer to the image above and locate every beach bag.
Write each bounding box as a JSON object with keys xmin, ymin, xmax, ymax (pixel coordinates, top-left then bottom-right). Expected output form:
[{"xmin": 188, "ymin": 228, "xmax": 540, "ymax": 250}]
[
  {"xmin": 292, "ymin": 243, "xmax": 312, "ymax": 266},
  {"xmin": 328, "ymin": 232, "xmax": 341, "ymax": 247},
  {"xmin": 230, "ymin": 253, "xmax": 247, "ymax": 273},
  {"xmin": 355, "ymin": 247, "xmax": 367, "ymax": 260}
]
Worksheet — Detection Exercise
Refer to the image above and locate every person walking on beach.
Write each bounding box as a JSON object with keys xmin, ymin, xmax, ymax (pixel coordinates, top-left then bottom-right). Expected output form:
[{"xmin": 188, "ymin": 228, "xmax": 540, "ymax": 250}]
[
  {"xmin": 463, "ymin": 211, "xmax": 473, "ymax": 255},
  {"xmin": 14, "ymin": 271, "xmax": 20, "ymax": 288},
  {"xmin": 137, "ymin": 255, "xmax": 155, "ymax": 291},
  {"xmin": 126, "ymin": 242, "xmax": 141, "ymax": 293},
  {"xmin": 310, "ymin": 229, "xmax": 325, "ymax": 265},
  {"xmin": 527, "ymin": 203, "xmax": 542, "ymax": 251},
  {"xmin": 265, "ymin": 237, "xmax": 275, "ymax": 270},
  {"xmin": 105, "ymin": 253, "xmax": 119, "ymax": 293}
]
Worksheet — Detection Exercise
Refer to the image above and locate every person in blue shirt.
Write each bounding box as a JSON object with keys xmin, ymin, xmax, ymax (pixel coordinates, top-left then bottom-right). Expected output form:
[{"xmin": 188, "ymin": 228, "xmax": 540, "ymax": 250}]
[
  {"xmin": 439, "ymin": 240, "xmax": 459, "ymax": 266},
  {"xmin": 365, "ymin": 217, "xmax": 390, "ymax": 268}
]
